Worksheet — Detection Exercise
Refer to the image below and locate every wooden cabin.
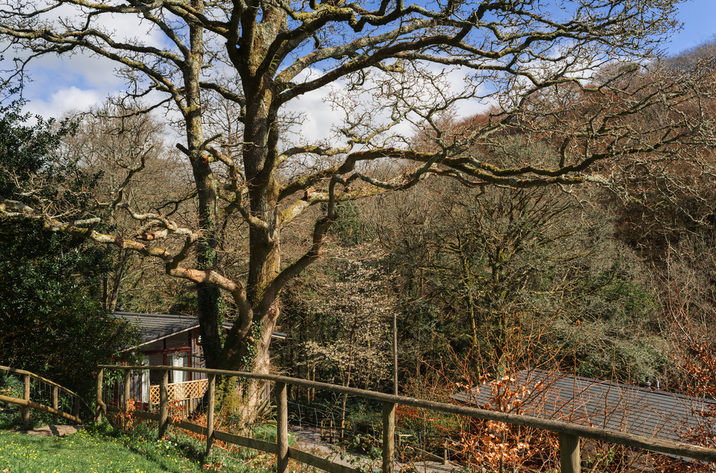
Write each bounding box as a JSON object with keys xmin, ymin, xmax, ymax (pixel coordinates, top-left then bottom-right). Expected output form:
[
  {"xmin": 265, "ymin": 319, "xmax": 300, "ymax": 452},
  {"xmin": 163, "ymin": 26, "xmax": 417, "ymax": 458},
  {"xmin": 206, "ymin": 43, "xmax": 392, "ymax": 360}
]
[{"xmin": 110, "ymin": 311, "xmax": 285, "ymax": 412}]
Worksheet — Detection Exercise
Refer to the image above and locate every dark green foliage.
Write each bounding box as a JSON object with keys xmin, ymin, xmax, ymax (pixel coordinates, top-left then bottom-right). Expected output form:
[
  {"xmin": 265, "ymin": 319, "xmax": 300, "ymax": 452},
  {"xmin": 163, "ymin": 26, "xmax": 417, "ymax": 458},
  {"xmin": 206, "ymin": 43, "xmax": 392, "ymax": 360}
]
[
  {"xmin": 168, "ymin": 291, "xmax": 199, "ymax": 315},
  {"xmin": 369, "ymin": 174, "xmax": 675, "ymax": 384},
  {"xmin": 0, "ymin": 84, "xmax": 82, "ymax": 201},
  {"xmin": 328, "ymin": 201, "xmax": 375, "ymax": 246},
  {"xmin": 0, "ymin": 222, "xmax": 140, "ymax": 397},
  {"xmin": 0, "ymin": 371, "xmax": 23, "ymax": 399},
  {"xmin": 0, "ymin": 83, "xmax": 139, "ymax": 398},
  {"xmin": 554, "ymin": 262, "xmax": 668, "ymax": 382}
]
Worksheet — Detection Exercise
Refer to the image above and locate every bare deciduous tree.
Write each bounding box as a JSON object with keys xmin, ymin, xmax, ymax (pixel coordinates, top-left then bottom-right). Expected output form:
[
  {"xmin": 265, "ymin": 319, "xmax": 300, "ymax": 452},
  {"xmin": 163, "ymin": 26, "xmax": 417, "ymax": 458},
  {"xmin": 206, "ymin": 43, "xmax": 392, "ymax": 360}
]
[{"xmin": 62, "ymin": 102, "xmax": 195, "ymax": 312}]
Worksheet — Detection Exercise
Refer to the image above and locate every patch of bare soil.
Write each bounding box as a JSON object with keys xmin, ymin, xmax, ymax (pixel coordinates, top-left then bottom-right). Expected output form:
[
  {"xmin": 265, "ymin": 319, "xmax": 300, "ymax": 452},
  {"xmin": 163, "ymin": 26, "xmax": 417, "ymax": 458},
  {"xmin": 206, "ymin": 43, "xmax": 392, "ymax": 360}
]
[{"xmin": 17, "ymin": 425, "xmax": 81, "ymax": 437}]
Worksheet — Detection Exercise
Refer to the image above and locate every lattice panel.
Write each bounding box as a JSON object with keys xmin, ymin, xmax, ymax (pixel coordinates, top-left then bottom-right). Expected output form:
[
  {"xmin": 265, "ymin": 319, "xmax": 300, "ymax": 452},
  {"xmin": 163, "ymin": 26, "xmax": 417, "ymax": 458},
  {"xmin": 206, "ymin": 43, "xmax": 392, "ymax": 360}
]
[{"xmin": 149, "ymin": 379, "xmax": 208, "ymax": 406}]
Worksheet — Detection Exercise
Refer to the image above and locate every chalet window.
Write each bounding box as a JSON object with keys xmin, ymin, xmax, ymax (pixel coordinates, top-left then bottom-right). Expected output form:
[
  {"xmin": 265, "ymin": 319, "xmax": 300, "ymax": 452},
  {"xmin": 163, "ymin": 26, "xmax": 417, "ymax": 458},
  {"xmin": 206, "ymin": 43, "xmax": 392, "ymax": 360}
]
[{"xmin": 171, "ymin": 352, "xmax": 189, "ymax": 384}]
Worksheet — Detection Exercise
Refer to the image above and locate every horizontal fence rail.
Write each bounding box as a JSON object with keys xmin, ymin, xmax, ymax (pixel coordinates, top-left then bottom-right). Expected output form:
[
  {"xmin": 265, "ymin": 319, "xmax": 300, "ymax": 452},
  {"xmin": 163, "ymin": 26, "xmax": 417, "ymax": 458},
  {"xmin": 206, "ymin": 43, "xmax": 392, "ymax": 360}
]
[
  {"xmin": 98, "ymin": 365, "xmax": 716, "ymax": 473},
  {"xmin": 0, "ymin": 365, "xmax": 89, "ymax": 427}
]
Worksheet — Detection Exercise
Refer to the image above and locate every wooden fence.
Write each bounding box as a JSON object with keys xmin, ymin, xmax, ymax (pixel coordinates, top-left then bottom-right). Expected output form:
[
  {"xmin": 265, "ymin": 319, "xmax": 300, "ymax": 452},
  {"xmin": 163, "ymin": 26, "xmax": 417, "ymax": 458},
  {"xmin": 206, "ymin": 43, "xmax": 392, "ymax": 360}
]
[
  {"xmin": 148, "ymin": 378, "xmax": 208, "ymax": 413},
  {"xmin": 98, "ymin": 364, "xmax": 716, "ymax": 473},
  {"xmin": 0, "ymin": 365, "xmax": 88, "ymax": 427}
]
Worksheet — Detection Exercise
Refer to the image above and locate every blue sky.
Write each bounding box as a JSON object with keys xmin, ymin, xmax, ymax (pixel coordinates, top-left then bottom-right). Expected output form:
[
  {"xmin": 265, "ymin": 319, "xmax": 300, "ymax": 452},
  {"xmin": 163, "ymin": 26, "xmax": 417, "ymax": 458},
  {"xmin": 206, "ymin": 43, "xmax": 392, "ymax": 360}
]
[
  {"xmin": 667, "ymin": 0, "xmax": 716, "ymax": 53},
  {"xmin": 13, "ymin": 0, "xmax": 716, "ymax": 137}
]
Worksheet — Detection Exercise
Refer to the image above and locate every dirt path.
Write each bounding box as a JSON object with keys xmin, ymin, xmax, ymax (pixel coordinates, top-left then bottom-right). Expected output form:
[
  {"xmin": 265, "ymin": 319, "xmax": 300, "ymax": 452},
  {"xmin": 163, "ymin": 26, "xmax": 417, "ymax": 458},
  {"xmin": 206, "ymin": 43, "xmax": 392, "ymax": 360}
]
[
  {"xmin": 16, "ymin": 425, "xmax": 82, "ymax": 437},
  {"xmin": 290, "ymin": 426, "xmax": 462, "ymax": 473}
]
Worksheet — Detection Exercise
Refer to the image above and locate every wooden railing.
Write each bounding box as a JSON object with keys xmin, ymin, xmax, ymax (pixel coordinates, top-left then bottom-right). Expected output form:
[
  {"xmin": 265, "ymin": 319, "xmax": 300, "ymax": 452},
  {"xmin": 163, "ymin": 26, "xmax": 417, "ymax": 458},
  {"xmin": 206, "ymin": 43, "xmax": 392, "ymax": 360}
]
[
  {"xmin": 98, "ymin": 365, "xmax": 716, "ymax": 473},
  {"xmin": 0, "ymin": 365, "xmax": 89, "ymax": 427}
]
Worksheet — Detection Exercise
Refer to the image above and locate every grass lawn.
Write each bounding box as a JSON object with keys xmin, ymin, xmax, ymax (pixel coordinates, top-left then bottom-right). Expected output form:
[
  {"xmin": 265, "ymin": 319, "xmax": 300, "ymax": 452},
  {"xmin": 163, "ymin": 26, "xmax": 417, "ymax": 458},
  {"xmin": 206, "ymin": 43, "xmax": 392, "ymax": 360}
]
[{"xmin": 0, "ymin": 422, "xmax": 274, "ymax": 473}]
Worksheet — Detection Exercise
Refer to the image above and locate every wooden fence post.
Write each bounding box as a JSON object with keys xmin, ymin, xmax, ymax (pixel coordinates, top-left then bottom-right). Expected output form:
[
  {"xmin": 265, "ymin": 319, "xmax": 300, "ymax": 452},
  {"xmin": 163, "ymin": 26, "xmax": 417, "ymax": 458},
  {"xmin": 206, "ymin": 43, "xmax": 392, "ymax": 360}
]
[
  {"xmin": 52, "ymin": 385, "xmax": 59, "ymax": 424},
  {"xmin": 95, "ymin": 369, "xmax": 105, "ymax": 422},
  {"xmin": 22, "ymin": 374, "xmax": 30, "ymax": 428},
  {"xmin": 124, "ymin": 370, "xmax": 131, "ymax": 411},
  {"xmin": 382, "ymin": 402, "xmax": 395, "ymax": 473},
  {"xmin": 206, "ymin": 374, "xmax": 216, "ymax": 456},
  {"xmin": 158, "ymin": 369, "xmax": 169, "ymax": 438},
  {"xmin": 277, "ymin": 382, "xmax": 289, "ymax": 473},
  {"xmin": 560, "ymin": 433, "xmax": 581, "ymax": 473},
  {"xmin": 73, "ymin": 395, "xmax": 80, "ymax": 420}
]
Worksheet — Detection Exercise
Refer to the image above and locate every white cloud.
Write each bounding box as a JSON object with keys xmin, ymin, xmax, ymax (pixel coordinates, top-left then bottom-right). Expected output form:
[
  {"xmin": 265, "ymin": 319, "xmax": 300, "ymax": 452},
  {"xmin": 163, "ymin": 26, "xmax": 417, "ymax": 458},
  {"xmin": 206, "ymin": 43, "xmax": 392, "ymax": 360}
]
[
  {"xmin": 16, "ymin": 52, "xmax": 125, "ymax": 118},
  {"xmin": 280, "ymin": 62, "xmax": 495, "ymax": 148},
  {"xmin": 10, "ymin": 2, "xmax": 180, "ymax": 118},
  {"xmin": 284, "ymin": 64, "xmax": 490, "ymax": 146},
  {"xmin": 283, "ymin": 85, "xmax": 343, "ymax": 144},
  {"xmin": 43, "ymin": 3, "xmax": 168, "ymax": 50},
  {"xmin": 24, "ymin": 87, "xmax": 104, "ymax": 118}
]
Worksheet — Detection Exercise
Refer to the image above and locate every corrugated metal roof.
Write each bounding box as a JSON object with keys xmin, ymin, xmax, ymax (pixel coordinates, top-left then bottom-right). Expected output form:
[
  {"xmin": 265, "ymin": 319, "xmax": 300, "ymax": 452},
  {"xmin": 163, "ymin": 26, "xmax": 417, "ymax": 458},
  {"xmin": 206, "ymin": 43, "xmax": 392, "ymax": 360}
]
[
  {"xmin": 452, "ymin": 369, "xmax": 716, "ymax": 443},
  {"xmin": 111, "ymin": 311, "xmax": 201, "ymax": 346},
  {"xmin": 111, "ymin": 311, "xmax": 288, "ymax": 348}
]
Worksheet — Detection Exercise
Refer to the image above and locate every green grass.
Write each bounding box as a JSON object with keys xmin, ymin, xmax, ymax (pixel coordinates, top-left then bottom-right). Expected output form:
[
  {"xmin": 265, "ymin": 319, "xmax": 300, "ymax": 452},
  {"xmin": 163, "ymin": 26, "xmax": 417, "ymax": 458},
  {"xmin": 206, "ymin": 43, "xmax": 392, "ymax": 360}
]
[
  {"xmin": 0, "ymin": 421, "xmax": 274, "ymax": 473},
  {"xmin": 252, "ymin": 424, "xmax": 297, "ymax": 446}
]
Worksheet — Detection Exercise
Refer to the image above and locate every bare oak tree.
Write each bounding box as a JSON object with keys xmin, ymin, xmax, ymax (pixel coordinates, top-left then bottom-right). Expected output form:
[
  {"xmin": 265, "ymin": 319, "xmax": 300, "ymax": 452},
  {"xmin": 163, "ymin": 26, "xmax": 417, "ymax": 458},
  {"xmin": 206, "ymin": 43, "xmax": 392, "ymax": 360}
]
[
  {"xmin": 62, "ymin": 101, "xmax": 194, "ymax": 312},
  {"xmin": 1, "ymin": 0, "xmax": 713, "ymax": 416}
]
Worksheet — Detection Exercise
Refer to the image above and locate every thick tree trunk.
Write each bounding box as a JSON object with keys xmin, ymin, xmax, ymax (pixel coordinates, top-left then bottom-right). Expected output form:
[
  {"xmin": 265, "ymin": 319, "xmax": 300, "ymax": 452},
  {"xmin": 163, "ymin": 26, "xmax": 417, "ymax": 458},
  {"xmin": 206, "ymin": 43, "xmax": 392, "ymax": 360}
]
[
  {"xmin": 213, "ymin": 82, "xmax": 284, "ymax": 424},
  {"xmin": 236, "ymin": 312, "xmax": 278, "ymax": 423},
  {"xmin": 183, "ymin": 0, "xmax": 224, "ymax": 371}
]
